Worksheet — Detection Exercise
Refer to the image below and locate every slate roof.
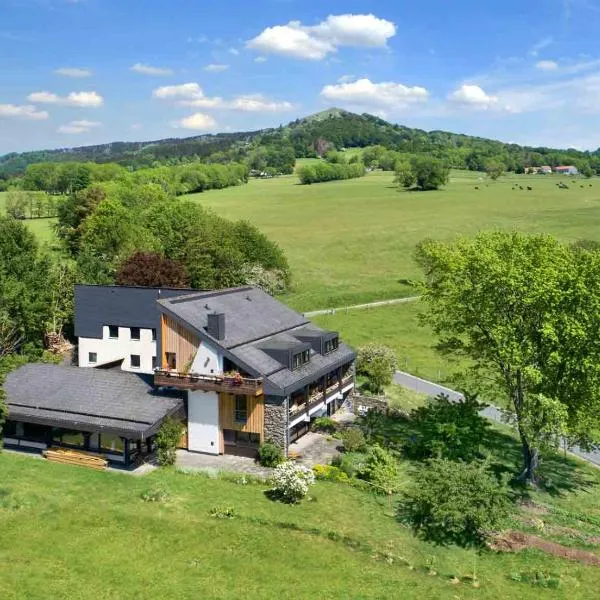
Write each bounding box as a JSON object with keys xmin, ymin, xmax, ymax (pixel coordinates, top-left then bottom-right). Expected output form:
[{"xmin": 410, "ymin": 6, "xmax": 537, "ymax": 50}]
[
  {"xmin": 158, "ymin": 287, "xmax": 308, "ymax": 348},
  {"xmin": 158, "ymin": 287, "xmax": 356, "ymax": 396},
  {"xmin": 4, "ymin": 364, "xmax": 183, "ymax": 438}
]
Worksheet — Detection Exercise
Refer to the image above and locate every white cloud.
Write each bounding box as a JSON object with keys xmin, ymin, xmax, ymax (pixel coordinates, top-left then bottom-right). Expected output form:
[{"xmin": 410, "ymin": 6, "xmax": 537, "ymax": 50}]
[
  {"xmin": 152, "ymin": 82, "xmax": 204, "ymax": 100},
  {"xmin": 321, "ymin": 78, "xmax": 428, "ymax": 110},
  {"xmin": 55, "ymin": 67, "xmax": 92, "ymax": 78},
  {"xmin": 57, "ymin": 119, "xmax": 101, "ymax": 134},
  {"xmin": 247, "ymin": 13, "xmax": 396, "ymax": 60},
  {"xmin": 530, "ymin": 36, "xmax": 553, "ymax": 57},
  {"xmin": 27, "ymin": 90, "xmax": 104, "ymax": 107},
  {"xmin": 228, "ymin": 94, "xmax": 294, "ymax": 112},
  {"xmin": 448, "ymin": 84, "xmax": 499, "ymax": 109},
  {"xmin": 228, "ymin": 47, "xmax": 240, "ymax": 56},
  {"xmin": 337, "ymin": 74, "xmax": 356, "ymax": 83},
  {"xmin": 203, "ymin": 63, "xmax": 230, "ymax": 73},
  {"xmin": 536, "ymin": 60, "xmax": 559, "ymax": 71},
  {"xmin": 154, "ymin": 82, "xmax": 294, "ymax": 113},
  {"xmin": 173, "ymin": 112, "xmax": 218, "ymax": 131},
  {"xmin": 0, "ymin": 103, "xmax": 49, "ymax": 120},
  {"xmin": 254, "ymin": 56, "xmax": 267, "ymax": 63},
  {"xmin": 130, "ymin": 63, "xmax": 174, "ymax": 76}
]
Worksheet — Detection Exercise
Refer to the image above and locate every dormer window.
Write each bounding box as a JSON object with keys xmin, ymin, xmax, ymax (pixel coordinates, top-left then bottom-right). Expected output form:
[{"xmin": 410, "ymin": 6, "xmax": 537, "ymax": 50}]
[
  {"xmin": 292, "ymin": 349, "xmax": 310, "ymax": 370},
  {"xmin": 324, "ymin": 337, "xmax": 339, "ymax": 355}
]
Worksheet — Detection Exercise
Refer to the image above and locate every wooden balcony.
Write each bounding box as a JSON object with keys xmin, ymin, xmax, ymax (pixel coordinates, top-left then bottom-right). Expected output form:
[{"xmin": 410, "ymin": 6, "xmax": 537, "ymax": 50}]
[
  {"xmin": 154, "ymin": 369, "xmax": 263, "ymax": 396},
  {"xmin": 340, "ymin": 374, "xmax": 354, "ymax": 389}
]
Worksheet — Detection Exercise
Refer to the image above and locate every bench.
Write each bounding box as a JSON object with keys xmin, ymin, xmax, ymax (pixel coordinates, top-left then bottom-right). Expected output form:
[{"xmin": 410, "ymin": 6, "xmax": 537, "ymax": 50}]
[{"xmin": 43, "ymin": 447, "xmax": 108, "ymax": 470}]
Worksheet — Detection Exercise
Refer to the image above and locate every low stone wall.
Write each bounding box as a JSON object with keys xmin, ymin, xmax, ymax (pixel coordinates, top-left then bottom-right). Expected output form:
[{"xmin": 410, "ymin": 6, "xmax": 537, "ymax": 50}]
[{"xmin": 349, "ymin": 393, "xmax": 389, "ymax": 415}]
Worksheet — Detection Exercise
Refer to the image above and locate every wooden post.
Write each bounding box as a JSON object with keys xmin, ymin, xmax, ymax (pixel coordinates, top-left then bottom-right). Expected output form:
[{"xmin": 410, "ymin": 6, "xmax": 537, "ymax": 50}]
[{"xmin": 122, "ymin": 438, "xmax": 130, "ymax": 465}]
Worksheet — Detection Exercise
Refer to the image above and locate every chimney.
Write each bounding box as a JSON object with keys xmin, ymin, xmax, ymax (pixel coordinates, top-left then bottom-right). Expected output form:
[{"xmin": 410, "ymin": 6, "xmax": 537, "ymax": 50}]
[{"xmin": 207, "ymin": 312, "xmax": 225, "ymax": 340}]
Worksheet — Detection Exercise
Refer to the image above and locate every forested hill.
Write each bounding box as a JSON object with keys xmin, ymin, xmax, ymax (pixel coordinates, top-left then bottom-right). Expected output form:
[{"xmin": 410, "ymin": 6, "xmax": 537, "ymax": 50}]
[{"xmin": 1, "ymin": 108, "xmax": 599, "ymax": 177}]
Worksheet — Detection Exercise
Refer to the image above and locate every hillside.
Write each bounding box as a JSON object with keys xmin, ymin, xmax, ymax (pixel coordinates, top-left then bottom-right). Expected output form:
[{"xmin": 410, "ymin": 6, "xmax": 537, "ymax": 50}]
[{"xmin": 1, "ymin": 108, "xmax": 600, "ymax": 177}]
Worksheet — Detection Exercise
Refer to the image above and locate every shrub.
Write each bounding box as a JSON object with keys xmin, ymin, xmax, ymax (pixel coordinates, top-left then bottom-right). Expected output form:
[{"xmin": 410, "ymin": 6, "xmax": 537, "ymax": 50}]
[
  {"xmin": 357, "ymin": 445, "xmax": 401, "ymax": 494},
  {"xmin": 209, "ymin": 505, "xmax": 236, "ymax": 519},
  {"xmin": 399, "ymin": 458, "xmax": 512, "ymax": 547},
  {"xmin": 312, "ymin": 416, "xmax": 338, "ymax": 434},
  {"xmin": 140, "ymin": 488, "xmax": 170, "ymax": 503},
  {"xmin": 341, "ymin": 427, "xmax": 367, "ymax": 452},
  {"xmin": 270, "ymin": 461, "xmax": 315, "ymax": 503},
  {"xmin": 313, "ymin": 464, "xmax": 349, "ymax": 482},
  {"xmin": 258, "ymin": 441, "xmax": 284, "ymax": 467},
  {"xmin": 332, "ymin": 451, "xmax": 366, "ymax": 478},
  {"xmin": 356, "ymin": 344, "xmax": 397, "ymax": 394},
  {"xmin": 155, "ymin": 417, "xmax": 184, "ymax": 466},
  {"xmin": 406, "ymin": 392, "xmax": 489, "ymax": 462}
]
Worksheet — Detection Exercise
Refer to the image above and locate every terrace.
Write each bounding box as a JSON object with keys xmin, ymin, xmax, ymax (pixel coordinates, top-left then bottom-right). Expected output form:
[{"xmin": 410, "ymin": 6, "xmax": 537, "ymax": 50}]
[{"xmin": 154, "ymin": 369, "xmax": 263, "ymax": 396}]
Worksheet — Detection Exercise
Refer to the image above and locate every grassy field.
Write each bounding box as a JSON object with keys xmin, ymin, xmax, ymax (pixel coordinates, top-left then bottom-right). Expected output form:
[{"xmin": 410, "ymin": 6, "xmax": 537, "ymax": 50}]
[
  {"xmin": 189, "ymin": 170, "xmax": 600, "ymax": 311},
  {"xmin": 1, "ymin": 447, "xmax": 600, "ymax": 599},
  {"xmin": 0, "ymin": 192, "xmax": 58, "ymax": 244}
]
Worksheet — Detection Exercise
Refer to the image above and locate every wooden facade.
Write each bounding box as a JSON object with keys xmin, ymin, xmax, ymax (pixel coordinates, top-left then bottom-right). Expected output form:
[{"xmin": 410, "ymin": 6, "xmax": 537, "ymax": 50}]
[
  {"xmin": 218, "ymin": 393, "xmax": 264, "ymax": 453},
  {"xmin": 161, "ymin": 314, "xmax": 200, "ymax": 371}
]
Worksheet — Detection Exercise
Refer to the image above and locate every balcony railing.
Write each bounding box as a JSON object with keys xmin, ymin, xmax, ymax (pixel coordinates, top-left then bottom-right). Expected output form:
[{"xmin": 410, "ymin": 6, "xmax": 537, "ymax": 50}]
[
  {"xmin": 340, "ymin": 374, "xmax": 354, "ymax": 389},
  {"xmin": 154, "ymin": 369, "xmax": 263, "ymax": 396}
]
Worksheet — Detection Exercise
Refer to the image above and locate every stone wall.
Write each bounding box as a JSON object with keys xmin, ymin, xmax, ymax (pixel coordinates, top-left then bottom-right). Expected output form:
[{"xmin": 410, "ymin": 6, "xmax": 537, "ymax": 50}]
[
  {"xmin": 349, "ymin": 393, "xmax": 388, "ymax": 415},
  {"xmin": 264, "ymin": 395, "xmax": 288, "ymax": 453}
]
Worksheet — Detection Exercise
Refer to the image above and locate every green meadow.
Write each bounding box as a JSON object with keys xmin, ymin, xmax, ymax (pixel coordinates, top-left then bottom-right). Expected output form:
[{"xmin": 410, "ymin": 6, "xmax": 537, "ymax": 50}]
[
  {"xmin": 0, "ymin": 192, "xmax": 58, "ymax": 243},
  {"xmin": 190, "ymin": 170, "xmax": 600, "ymax": 312}
]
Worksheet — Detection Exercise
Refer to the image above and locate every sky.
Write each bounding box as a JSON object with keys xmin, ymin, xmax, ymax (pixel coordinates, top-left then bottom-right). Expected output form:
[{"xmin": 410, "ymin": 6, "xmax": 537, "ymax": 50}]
[{"xmin": 2, "ymin": 0, "xmax": 600, "ymax": 154}]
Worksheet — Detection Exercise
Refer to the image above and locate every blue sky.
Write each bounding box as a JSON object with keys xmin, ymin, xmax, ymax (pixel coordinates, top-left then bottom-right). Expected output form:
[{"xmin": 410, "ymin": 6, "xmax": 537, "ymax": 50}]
[{"xmin": 2, "ymin": 0, "xmax": 600, "ymax": 153}]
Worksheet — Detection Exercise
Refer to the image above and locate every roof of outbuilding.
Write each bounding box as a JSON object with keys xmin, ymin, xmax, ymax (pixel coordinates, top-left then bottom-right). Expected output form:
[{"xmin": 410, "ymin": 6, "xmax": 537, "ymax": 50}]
[
  {"xmin": 158, "ymin": 286, "xmax": 309, "ymax": 348},
  {"xmin": 4, "ymin": 363, "xmax": 183, "ymax": 438}
]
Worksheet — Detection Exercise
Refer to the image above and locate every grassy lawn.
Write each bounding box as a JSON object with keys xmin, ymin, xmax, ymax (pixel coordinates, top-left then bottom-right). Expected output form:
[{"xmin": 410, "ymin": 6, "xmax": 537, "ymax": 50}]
[
  {"xmin": 187, "ymin": 171, "xmax": 600, "ymax": 311},
  {"xmin": 313, "ymin": 300, "xmax": 466, "ymax": 382},
  {"xmin": 0, "ymin": 192, "xmax": 58, "ymax": 244},
  {"xmin": 1, "ymin": 449, "xmax": 599, "ymax": 599}
]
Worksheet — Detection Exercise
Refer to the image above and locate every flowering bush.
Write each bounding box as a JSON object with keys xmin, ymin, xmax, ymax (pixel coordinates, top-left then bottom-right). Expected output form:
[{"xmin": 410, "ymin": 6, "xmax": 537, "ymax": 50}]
[{"xmin": 270, "ymin": 461, "xmax": 315, "ymax": 503}]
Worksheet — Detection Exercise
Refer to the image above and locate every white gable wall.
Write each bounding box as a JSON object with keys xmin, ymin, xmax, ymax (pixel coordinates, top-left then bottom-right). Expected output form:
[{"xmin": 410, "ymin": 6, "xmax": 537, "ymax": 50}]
[
  {"xmin": 78, "ymin": 326, "xmax": 157, "ymax": 374},
  {"xmin": 188, "ymin": 390, "xmax": 219, "ymax": 454},
  {"xmin": 191, "ymin": 340, "xmax": 223, "ymax": 375}
]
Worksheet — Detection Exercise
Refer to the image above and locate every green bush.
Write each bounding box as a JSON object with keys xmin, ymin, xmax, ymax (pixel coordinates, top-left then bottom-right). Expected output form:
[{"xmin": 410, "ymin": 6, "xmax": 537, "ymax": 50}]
[
  {"xmin": 312, "ymin": 464, "xmax": 349, "ymax": 482},
  {"xmin": 155, "ymin": 417, "xmax": 184, "ymax": 466},
  {"xmin": 406, "ymin": 392, "xmax": 489, "ymax": 462},
  {"xmin": 209, "ymin": 505, "xmax": 236, "ymax": 519},
  {"xmin": 258, "ymin": 441, "xmax": 284, "ymax": 467},
  {"xmin": 341, "ymin": 427, "xmax": 367, "ymax": 452},
  {"xmin": 332, "ymin": 451, "xmax": 366, "ymax": 478},
  {"xmin": 140, "ymin": 488, "xmax": 170, "ymax": 503},
  {"xmin": 399, "ymin": 458, "xmax": 512, "ymax": 547},
  {"xmin": 357, "ymin": 445, "xmax": 400, "ymax": 494},
  {"xmin": 312, "ymin": 416, "xmax": 338, "ymax": 434}
]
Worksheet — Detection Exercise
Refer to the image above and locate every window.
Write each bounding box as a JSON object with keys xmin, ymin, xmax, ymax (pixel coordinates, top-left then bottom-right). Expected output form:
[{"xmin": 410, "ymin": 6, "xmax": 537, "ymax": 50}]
[
  {"xmin": 108, "ymin": 325, "xmax": 119, "ymax": 339},
  {"xmin": 292, "ymin": 350, "xmax": 310, "ymax": 370},
  {"xmin": 130, "ymin": 327, "xmax": 140, "ymax": 341},
  {"xmin": 88, "ymin": 352, "xmax": 97, "ymax": 364},
  {"xmin": 165, "ymin": 352, "xmax": 177, "ymax": 370},
  {"xmin": 130, "ymin": 354, "xmax": 141, "ymax": 369},
  {"xmin": 324, "ymin": 337, "xmax": 339, "ymax": 355},
  {"xmin": 235, "ymin": 395, "xmax": 247, "ymax": 424},
  {"xmin": 151, "ymin": 328, "xmax": 157, "ymax": 342}
]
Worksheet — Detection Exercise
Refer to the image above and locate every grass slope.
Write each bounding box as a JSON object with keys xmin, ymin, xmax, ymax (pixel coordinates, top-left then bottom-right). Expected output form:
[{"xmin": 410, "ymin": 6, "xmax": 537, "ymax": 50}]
[
  {"xmin": 189, "ymin": 171, "xmax": 600, "ymax": 311},
  {"xmin": 1, "ymin": 450, "xmax": 599, "ymax": 599}
]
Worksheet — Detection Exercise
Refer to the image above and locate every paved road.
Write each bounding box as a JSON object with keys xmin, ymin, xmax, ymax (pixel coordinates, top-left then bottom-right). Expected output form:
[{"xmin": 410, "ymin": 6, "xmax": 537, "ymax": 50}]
[
  {"xmin": 304, "ymin": 296, "xmax": 421, "ymax": 318},
  {"xmin": 394, "ymin": 370, "xmax": 600, "ymax": 467}
]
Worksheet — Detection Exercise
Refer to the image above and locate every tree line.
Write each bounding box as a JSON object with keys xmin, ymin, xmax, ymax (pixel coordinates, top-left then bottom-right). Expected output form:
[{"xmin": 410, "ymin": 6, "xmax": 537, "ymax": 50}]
[{"xmin": 297, "ymin": 161, "xmax": 366, "ymax": 184}]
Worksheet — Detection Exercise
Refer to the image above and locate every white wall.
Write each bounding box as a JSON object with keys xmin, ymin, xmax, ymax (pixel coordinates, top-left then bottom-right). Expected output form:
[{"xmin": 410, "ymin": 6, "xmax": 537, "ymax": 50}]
[
  {"xmin": 188, "ymin": 390, "xmax": 220, "ymax": 454},
  {"xmin": 190, "ymin": 340, "xmax": 223, "ymax": 375},
  {"xmin": 78, "ymin": 325, "xmax": 157, "ymax": 375}
]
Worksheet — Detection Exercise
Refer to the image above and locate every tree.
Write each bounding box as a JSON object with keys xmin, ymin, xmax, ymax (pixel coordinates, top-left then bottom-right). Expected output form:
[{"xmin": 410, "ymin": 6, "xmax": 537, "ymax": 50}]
[
  {"xmin": 356, "ymin": 343, "xmax": 397, "ymax": 394},
  {"xmin": 415, "ymin": 232, "xmax": 600, "ymax": 484},
  {"xmin": 115, "ymin": 252, "xmax": 190, "ymax": 288},
  {"xmin": 485, "ymin": 160, "xmax": 505, "ymax": 180},
  {"xmin": 395, "ymin": 156, "xmax": 449, "ymax": 191},
  {"xmin": 580, "ymin": 163, "xmax": 594, "ymax": 178},
  {"xmin": 155, "ymin": 417, "xmax": 184, "ymax": 466},
  {"xmin": 399, "ymin": 459, "xmax": 511, "ymax": 547}
]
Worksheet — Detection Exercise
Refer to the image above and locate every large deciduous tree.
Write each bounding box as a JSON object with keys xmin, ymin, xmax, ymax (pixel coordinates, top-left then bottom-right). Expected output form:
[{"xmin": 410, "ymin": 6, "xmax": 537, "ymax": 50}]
[
  {"xmin": 395, "ymin": 156, "xmax": 449, "ymax": 191},
  {"xmin": 415, "ymin": 232, "xmax": 600, "ymax": 484},
  {"xmin": 115, "ymin": 252, "xmax": 190, "ymax": 288}
]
